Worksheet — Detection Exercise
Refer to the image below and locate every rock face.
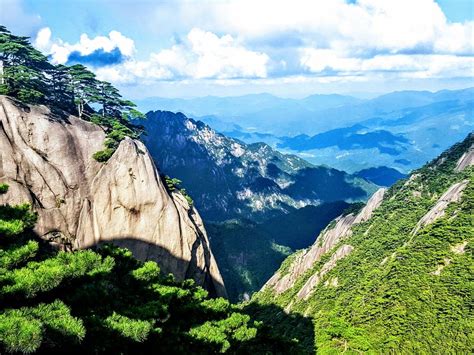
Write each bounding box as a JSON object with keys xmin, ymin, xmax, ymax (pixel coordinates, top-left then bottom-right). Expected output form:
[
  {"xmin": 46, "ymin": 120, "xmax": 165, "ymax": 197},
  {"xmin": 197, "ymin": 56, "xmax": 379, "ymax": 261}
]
[
  {"xmin": 253, "ymin": 133, "xmax": 473, "ymax": 353},
  {"xmin": 455, "ymin": 144, "xmax": 474, "ymax": 172},
  {"xmin": 264, "ymin": 188, "xmax": 386, "ymax": 295},
  {"xmin": 412, "ymin": 180, "xmax": 469, "ymax": 235},
  {"xmin": 296, "ymin": 244, "xmax": 353, "ymax": 300},
  {"xmin": 0, "ymin": 96, "xmax": 226, "ymax": 297}
]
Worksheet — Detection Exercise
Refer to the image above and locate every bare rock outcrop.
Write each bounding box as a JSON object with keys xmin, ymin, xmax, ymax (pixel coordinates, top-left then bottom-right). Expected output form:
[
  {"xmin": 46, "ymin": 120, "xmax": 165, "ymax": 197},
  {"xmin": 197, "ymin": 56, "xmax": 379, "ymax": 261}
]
[
  {"xmin": 451, "ymin": 241, "xmax": 468, "ymax": 254},
  {"xmin": 0, "ymin": 96, "xmax": 226, "ymax": 297},
  {"xmin": 412, "ymin": 180, "xmax": 469, "ymax": 235},
  {"xmin": 265, "ymin": 188, "xmax": 385, "ymax": 294},
  {"xmin": 296, "ymin": 244, "xmax": 353, "ymax": 300},
  {"xmin": 455, "ymin": 144, "xmax": 474, "ymax": 172}
]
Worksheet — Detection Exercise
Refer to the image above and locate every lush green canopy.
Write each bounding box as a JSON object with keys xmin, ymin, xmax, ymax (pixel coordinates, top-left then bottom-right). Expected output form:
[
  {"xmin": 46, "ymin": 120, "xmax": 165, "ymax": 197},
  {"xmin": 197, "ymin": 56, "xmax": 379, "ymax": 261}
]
[
  {"xmin": 0, "ymin": 26, "xmax": 144, "ymax": 162},
  {"xmin": 0, "ymin": 184, "xmax": 307, "ymax": 353},
  {"xmin": 253, "ymin": 134, "xmax": 474, "ymax": 353}
]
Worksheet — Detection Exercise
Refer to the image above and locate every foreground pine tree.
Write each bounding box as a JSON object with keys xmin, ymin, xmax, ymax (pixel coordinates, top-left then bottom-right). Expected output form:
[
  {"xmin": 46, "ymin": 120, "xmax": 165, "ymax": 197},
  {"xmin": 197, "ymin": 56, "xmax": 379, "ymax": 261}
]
[{"xmin": 0, "ymin": 184, "xmax": 303, "ymax": 354}]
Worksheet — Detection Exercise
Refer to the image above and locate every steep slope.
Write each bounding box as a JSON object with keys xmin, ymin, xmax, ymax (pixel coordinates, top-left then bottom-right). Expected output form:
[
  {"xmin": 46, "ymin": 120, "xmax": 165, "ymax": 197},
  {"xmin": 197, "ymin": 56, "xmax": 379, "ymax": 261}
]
[
  {"xmin": 207, "ymin": 201, "xmax": 350, "ymax": 301},
  {"xmin": 0, "ymin": 96, "xmax": 225, "ymax": 297},
  {"xmin": 139, "ymin": 110, "xmax": 377, "ymax": 301},
  {"xmin": 253, "ymin": 133, "xmax": 473, "ymax": 353},
  {"xmin": 141, "ymin": 110, "xmax": 376, "ymax": 221}
]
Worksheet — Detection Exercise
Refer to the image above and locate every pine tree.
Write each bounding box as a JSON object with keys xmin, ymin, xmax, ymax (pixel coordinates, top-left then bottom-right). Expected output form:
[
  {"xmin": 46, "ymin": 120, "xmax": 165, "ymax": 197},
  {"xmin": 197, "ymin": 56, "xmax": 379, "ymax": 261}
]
[
  {"xmin": 0, "ymin": 26, "xmax": 50, "ymax": 104},
  {"xmin": 0, "ymin": 26, "xmax": 146, "ymax": 162},
  {"xmin": 67, "ymin": 64, "xmax": 99, "ymax": 119},
  {"xmin": 96, "ymin": 80, "xmax": 122, "ymax": 118},
  {"xmin": 0, "ymin": 183, "xmax": 301, "ymax": 354},
  {"xmin": 0, "ymin": 184, "xmax": 112, "ymax": 353},
  {"xmin": 47, "ymin": 64, "xmax": 74, "ymax": 111}
]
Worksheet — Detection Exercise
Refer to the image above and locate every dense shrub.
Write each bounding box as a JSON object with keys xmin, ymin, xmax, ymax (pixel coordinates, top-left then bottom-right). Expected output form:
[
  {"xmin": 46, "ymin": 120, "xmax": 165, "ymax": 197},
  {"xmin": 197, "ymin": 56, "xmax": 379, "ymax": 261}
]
[{"xmin": 0, "ymin": 184, "xmax": 304, "ymax": 353}]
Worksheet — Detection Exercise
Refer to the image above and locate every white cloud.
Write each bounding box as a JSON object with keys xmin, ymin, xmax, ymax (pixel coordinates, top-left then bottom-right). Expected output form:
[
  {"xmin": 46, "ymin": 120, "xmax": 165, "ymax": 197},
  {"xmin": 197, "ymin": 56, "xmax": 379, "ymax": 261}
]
[
  {"xmin": 34, "ymin": 27, "xmax": 52, "ymax": 52},
  {"xmin": 95, "ymin": 28, "xmax": 269, "ymax": 83},
  {"xmin": 203, "ymin": 0, "xmax": 473, "ymax": 55},
  {"xmin": 30, "ymin": 0, "xmax": 473, "ymax": 88},
  {"xmin": 434, "ymin": 22, "xmax": 474, "ymax": 55},
  {"xmin": 34, "ymin": 27, "xmax": 135, "ymax": 65},
  {"xmin": 300, "ymin": 49, "xmax": 361, "ymax": 73},
  {"xmin": 136, "ymin": 0, "xmax": 473, "ymax": 85},
  {"xmin": 301, "ymin": 49, "xmax": 474, "ymax": 79}
]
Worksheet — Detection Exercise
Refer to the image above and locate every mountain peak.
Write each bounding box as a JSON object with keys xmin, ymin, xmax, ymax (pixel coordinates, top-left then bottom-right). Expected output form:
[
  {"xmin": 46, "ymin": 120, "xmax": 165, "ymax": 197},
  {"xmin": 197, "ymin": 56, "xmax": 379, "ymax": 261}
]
[
  {"xmin": 0, "ymin": 96, "xmax": 226, "ymax": 297},
  {"xmin": 142, "ymin": 110, "xmax": 377, "ymax": 221}
]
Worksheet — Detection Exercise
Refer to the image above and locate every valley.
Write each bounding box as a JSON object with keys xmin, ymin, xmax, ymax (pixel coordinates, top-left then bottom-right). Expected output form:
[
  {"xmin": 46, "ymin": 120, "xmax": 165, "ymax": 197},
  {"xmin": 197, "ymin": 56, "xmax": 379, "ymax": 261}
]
[
  {"xmin": 138, "ymin": 110, "xmax": 377, "ymax": 300},
  {"xmin": 138, "ymin": 88, "xmax": 473, "ymax": 174},
  {"xmin": 1, "ymin": 8, "xmax": 473, "ymax": 353}
]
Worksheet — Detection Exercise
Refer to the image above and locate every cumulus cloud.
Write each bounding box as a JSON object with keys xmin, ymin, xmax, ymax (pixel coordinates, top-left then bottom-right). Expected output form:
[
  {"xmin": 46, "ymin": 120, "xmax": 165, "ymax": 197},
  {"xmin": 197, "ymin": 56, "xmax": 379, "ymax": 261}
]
[
  {"xmin": 94, "ymin": 28, "xmax": 269, "ymax": 83},
  {"xmin": 208, "ymin": 0, "xmax": 473, "ymax": 80},
  {"xmin": 157, "ymin": 0, "xmax": 474, "ymax": 80},
  {"xmin": 34, "ymin": 27, "xmax": 135, "ymax": 66},
  {"xmin": 34, "ymin": 27, "xmax": 52, "ymax": 51},
  {"xmin": 31, "ymin": 0, "xmax": 473, "ymax": 86},
  {"xmin": 201, "ymin": 0, "xmax": 473, "ymax": 55}
]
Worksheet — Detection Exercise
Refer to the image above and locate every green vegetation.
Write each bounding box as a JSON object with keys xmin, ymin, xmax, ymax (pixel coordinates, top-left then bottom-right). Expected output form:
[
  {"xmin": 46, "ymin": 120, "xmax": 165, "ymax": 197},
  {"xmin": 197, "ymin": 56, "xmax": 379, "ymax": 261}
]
[
  {"xmin": 0, "ymin": 26, "xmax": 144, "ymax": 162},
  {"xmin": 208, "ymin": 219, "xmax": 291, "ymax": 302},
  {"xmin": 0, "ymin": 185, "xmax": 309, "ymax": 353},
  {"xmin": 208, "ymin": 201, "xmax": 349, "ymax": 302},
  {"xmin": 252, "ymin": 133, "xmax": 474, "ymax": 353},
  {"xmin": 163, "ymin": 175, "xmax": 194, "ymax": 206},
  {"xmin": 141, "ymin": 110, "xmax": 380, "ymax": 300}
]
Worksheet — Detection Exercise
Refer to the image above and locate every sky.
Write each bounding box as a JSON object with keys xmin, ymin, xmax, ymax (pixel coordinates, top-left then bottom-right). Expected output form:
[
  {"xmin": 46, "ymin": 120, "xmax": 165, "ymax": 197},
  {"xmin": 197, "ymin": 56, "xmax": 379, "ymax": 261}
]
[{"xmin": 1, "ymin": 0, "xmax": 473, "ymax": 99}]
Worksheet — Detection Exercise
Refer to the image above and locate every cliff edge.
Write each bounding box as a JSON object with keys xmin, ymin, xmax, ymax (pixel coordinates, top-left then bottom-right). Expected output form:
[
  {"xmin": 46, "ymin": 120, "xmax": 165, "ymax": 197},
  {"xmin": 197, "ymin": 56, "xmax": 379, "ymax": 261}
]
[{"xmin": 0, "ymin": 96, "xmax": 226, "ymax": 297}]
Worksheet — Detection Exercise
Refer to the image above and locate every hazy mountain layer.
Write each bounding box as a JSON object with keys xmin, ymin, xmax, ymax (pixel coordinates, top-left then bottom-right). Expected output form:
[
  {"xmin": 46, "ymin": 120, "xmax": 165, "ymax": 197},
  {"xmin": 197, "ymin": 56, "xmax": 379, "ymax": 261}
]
[
  {"xmin": 136, "ymin": 88, "xmax": 473, "ymax": 136},
  {"xmin": 223, "ymin": 89, "xmax": 473, "ymax": 173}
]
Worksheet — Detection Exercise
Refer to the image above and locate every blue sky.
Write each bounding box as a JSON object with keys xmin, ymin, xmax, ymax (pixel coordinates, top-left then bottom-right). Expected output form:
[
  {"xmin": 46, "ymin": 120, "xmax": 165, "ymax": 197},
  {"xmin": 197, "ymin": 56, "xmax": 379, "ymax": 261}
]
[{"xmin": 1, "ymin": 0, "xmax": 473, "ymax": 98}]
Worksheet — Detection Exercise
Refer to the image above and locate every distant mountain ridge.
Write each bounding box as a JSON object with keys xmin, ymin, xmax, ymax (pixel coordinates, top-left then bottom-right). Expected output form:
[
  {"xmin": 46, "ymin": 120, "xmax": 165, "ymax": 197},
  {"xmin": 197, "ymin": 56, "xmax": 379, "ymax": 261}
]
[
  {"xmin": 216, "ymin": 88, "xmax": 473, "ymax": 173},
  {"xmin": 276, "ymin": 124, "xmax": 410, "ymax": 155},
  {"xmin": 135, "ymin": 88, "xmax": 473, "ymax": 136},
  {"xmin": 135, "ymin": 93, "xmax": 361, "ymax": 123},
  {"xmin": 354, "ymin": 166, "xmax": 407, "ymax": 187},
  {"xmin": 135, "ymin": 88, "xmax": 473, "ymax": 174},
  {"xmin": 140, "ymin": 110, "xmax": 377, "ymax": 221}
]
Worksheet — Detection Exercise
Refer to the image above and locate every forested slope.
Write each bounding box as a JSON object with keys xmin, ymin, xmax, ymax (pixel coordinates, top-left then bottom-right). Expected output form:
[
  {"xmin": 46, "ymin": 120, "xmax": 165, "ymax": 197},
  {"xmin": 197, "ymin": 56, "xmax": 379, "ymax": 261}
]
[
  {"xmin": 0, "ymin": 183, "xmax": 311, "ymax": 353},
  {"xmin": 253, "ymin": 133, "xmax": 474, "ymax": 353}
]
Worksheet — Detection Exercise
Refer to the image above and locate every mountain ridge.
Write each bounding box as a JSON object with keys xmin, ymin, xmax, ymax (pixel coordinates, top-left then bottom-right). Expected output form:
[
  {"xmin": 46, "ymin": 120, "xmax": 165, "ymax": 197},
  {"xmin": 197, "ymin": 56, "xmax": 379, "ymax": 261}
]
[
  {"xmin": 252, "ymin": 132, "xmax": 474, "ymax": 353},
  {"xmin": 140, "ymin": 110, "xmax": 377, "ymax": 221},
  {"xmin": 138, "ymin": 109, "xmax": 378, "ymax": 300}
]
